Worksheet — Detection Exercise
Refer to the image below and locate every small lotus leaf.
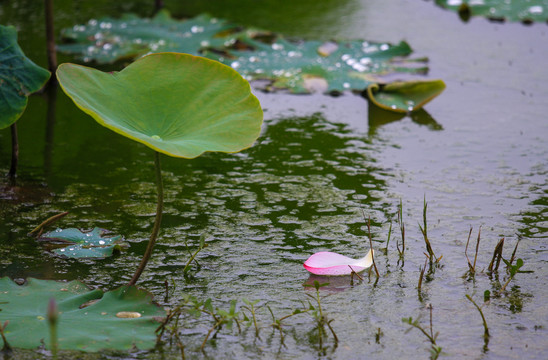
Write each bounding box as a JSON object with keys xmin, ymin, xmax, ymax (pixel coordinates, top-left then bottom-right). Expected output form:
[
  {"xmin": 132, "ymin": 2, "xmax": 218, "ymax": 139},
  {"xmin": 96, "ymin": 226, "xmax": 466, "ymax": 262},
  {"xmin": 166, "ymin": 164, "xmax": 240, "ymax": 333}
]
[
  {"xmin": 0, "ymin": 25, "xmax": 51, "ymax": 129},
  {"xmin": 56, "ymin": 52, "xmax": 263, "ymax": 158},
  {"xmin": 0, "ymin": 277, "xmax": 165, "ymax": 351},
  {"xmin": 366, "ymin": 80, "xmax": 446, "ymax": 113},
  {"xmin": 435, "ymin": 0, "xmax": 548, "ymax": 23},
  {"xmin": 39, "ymin": 227, "xmax": 126, "ymax": 259}
]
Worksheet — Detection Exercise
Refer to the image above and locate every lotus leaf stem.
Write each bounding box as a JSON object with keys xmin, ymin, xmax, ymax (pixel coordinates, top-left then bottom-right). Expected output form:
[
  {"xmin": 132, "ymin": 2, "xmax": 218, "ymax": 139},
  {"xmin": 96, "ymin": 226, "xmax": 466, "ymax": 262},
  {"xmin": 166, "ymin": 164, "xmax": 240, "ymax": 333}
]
[
  {"xmin": 44, "ymin": 0, "xmax": 57, "ymax": 74},
  {"xmin": 128, "ymin": 151, "xmax": 163, "ymax": 286},
  {"xmin": 8, "ymin": 123, "xmax": 18, "ymax": 179}
]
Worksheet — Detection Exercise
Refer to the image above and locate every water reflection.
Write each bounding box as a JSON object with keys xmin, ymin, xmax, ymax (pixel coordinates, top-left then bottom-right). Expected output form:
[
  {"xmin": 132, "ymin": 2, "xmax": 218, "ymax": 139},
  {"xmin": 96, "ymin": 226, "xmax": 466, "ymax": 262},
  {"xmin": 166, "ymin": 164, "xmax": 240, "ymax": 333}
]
[
  {"xmin": 368, "ymin": 101, "xmax": 443, "ymax": 136},
  {"xmin": 1, "ymin": 110, "xmax": 393, "ymax": 293},
  {"xmin": 304, "ymin": 273, "xmax": 370, "ymax": 292},
  {"xmin": 43, "ymin": 82, "xmax": 58, "ymax": 180}
]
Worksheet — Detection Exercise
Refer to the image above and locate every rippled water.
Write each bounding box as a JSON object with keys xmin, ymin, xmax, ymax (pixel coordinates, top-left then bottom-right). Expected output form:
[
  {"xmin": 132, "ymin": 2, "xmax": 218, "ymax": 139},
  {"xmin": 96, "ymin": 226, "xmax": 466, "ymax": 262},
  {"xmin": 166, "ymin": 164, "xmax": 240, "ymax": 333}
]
[{"xmin": 1, "ymin": 0, "xmax": 548, "ymax": 359}]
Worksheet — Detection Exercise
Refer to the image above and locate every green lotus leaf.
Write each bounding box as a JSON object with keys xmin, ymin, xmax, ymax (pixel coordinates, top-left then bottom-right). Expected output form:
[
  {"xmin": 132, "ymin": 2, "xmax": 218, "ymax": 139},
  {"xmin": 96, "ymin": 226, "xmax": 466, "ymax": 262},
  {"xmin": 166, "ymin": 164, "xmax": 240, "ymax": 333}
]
[
  {"xmin": 366, "ymin": 80, "xmax": 446, "ymax": 113},
  {"xmin": 39, "ymin": 227, "xmax": 126, "ymax": 259},
  {"xmin": 56, "ymin": 52, "xmax": 263, "ymax": 158},
  {"xmin": 58, "ymin": 12, "xmax": 429, "ymax": 95},
  {"xmin": 0, "ymin": 277, "xmax": 165, "ymax": 351},
  {"xmin": 435, "ymin": 0, "xmax": 548, "ymax": 23},
  {"xmin": 214, "ymin": 37, "xmax": 425, "ymax": 94},
  {"xmin": 0, "ymin": 25, "xmax": 51, "ymax": 129},
  {"xmin": 58, "ymin": 12, "xmax": 238, "ymax": 64}
]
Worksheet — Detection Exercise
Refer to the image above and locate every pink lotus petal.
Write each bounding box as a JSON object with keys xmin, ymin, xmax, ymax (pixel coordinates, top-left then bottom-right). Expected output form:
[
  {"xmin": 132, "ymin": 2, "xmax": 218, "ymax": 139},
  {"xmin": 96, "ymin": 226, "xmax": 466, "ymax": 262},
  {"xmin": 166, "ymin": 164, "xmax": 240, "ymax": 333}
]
[{"xmin": 303, "ymin": 249, "xmax": 373, "ymax": 276}]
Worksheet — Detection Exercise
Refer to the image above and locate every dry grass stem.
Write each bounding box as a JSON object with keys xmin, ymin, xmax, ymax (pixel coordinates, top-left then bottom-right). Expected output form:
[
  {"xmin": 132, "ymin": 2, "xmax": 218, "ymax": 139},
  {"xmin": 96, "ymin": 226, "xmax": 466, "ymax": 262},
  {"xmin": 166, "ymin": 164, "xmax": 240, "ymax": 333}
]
[{"xmin": 487, "ymin": 238, "xmax": 504, "ymax": 273}]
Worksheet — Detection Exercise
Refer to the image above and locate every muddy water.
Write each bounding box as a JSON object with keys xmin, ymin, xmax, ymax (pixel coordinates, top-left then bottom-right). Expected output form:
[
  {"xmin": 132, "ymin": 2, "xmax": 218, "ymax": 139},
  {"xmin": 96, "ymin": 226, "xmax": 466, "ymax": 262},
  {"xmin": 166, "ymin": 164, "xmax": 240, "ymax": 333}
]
[{"xmin": 1, "ymin": 0, "xmax": 547, "ymax": 359}]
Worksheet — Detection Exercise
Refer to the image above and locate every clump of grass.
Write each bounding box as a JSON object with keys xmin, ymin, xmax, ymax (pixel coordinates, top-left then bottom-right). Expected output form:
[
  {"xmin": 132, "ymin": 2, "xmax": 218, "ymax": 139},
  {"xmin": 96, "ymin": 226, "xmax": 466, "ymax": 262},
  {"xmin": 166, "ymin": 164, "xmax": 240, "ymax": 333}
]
[
  {"xmin": 241, "ymin": 298, "xmax": 262, "ymax": 339},
  {"xmin": 182, "ymin": 233, "xmax": 209, "ymax": 277},
  {"xmin": 267, "ymin": 304, "xmax": 309, "ymax": 347},
  {"xmin": 303, "ymin": 280, "xmax": 338, "ymax": 353},
  {"xmin": 487, "ymin": 237, "xmax": 505, "ymax": 273},
  {"xmin": 418, "ymin": 197, "xmax": 441, "ymax": 265},
  {"xmin": 403, "ymin": 304, "xmax": 442, "ymax": 360},
  {"xmin": 496, "ymin": 258, "xmax": 524, "ymax": 297},
  {"xmin": 465, "ymin": 226, "xmax": 482, "ymax": 278},
  {"xmin": 486, "ymin": 238, "xmax": 529, "ymax": 298},
  {"xmin": 156, "ymin": 295, "xmax": 242, "ymax": 353},
  {"xmin": 198, "ymin": 299, "xmax": 241, "ymax": 352}
]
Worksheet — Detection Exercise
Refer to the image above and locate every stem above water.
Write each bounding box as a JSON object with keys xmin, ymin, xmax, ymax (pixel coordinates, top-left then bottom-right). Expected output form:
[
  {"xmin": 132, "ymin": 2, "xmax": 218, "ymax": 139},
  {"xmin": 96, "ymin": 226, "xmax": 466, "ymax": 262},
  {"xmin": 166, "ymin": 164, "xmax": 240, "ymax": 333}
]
[
  {"xmin": 44, "ymin": 0, "xmax": 58, "ymax": 74},
  {"xmin": 128, "ymin": 151, "xmax": 164, "ymax": 286}
]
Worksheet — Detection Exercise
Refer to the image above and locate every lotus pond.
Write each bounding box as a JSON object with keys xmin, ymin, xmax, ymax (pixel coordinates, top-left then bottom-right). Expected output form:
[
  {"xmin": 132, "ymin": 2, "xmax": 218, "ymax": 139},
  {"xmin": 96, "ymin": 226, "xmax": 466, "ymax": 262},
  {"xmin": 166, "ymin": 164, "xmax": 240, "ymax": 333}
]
[{"xmin": 1, "ymin": 0, "xmax": 548, "ymax": 359}]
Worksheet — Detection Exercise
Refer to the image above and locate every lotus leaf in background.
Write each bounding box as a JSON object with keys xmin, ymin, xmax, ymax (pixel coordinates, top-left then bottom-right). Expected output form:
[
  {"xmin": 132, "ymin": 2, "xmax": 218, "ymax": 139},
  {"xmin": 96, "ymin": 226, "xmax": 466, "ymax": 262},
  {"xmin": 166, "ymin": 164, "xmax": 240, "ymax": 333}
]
[
  {"xmin": 0, "ymin": 25, "xmax": 50, "ymax": 129},
  {"xmin": 58, "ymin": 11, "xmax": 445, "ymax": 112},
  {"xmin": 58, "ymin": 12, "xmax": 235, "ymax": 64},
  {"xmin": 56, "ymin": 52, "xmax": 263, "ymax": 285},
  {"xmin": 366, "ymin": 80, "xmax": 446, "ymax": 113},
  {"xmin": 0, "ymin": 277, "xmax": 165, "ymax": 351},
  {"xmin": 39, "ymin": 227, "xmax": 126, "ymax": 259},
  {"xmin": 0, "ymin": 25, "xmax": 50, "ymax": 177},
  {"xmin": 435, "ymin": 0, "xmax": 548, "ymax": 23},
  {"xmin": 212, "ymin": 37, "xmax": 424, "ymax": 94}
]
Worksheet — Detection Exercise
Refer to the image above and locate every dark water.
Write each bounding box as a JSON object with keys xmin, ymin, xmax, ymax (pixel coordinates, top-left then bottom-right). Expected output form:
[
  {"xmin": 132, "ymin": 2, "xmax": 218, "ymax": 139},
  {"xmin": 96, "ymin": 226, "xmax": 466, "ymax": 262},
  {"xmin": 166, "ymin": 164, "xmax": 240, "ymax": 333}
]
[{"xmin": 1, "ymin": 0, "xmax": 547, "ymax": 359}]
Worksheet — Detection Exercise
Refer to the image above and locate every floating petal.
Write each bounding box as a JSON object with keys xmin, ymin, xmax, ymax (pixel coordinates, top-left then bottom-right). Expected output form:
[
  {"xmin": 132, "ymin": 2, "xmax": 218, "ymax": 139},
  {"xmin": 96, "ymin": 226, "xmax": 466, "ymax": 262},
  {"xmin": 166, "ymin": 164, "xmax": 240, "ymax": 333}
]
[{"xmin": 303, "ymin": 249, "xmax": 373, "ymax": 276}]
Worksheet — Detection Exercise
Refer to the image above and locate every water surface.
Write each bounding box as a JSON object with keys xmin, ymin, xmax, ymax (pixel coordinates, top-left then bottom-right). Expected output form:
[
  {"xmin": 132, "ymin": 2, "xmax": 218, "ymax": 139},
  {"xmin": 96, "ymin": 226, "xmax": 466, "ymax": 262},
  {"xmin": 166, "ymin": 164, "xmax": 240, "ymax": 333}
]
[{"xmin": 1, "ymin": 0, "xmax": 547, "ymax": 359}]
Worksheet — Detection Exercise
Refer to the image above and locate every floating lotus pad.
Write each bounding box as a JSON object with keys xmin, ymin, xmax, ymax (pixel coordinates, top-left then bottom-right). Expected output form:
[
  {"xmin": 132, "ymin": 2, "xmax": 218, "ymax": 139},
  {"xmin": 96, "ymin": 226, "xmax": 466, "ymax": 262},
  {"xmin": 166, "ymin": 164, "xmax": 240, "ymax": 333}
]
[
  {"xmin": 0, "ymin": 277, "xmax": 165, "ymax": 351},
  {"xmin": 56, "ymin": 52, "xmax": 263, "ymax": 158},
  {"xmin": 40, "ymin": 227, "xmax": 126, "ymax": 258},
  {"xmin": 435, "ymin": 0, "xmax": 548, "ymax": 23},
  {"xmin": 214, "ymin": 37, "xmax": 425, "ymax": 94},
  {"xmin": 58, "ymin": 12, "xmax": 444, "ymax": 107},
  {"xmin": 58, "ymin": 12, "xmax": 236, "ymax": 64},
  {"xmin": 367, "ymin": 80, "xmax": 447, "ymax": 113},
  {"xmin": 0, "ymin": 25, "xmax": 50, "ymax": 129}
]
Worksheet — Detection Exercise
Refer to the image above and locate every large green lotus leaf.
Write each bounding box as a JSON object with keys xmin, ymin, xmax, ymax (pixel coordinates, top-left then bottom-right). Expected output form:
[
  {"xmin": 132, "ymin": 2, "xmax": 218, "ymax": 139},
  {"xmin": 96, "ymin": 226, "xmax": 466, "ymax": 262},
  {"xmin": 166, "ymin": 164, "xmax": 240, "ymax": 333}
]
[
  {"xmin": 366, "ymin": 80, "xmax": 446, "ymax": 113},
  {"xmin": 39, "ymin": 227, "xmax": 126, "ymax": 258},
  {"xmin": 0, "ymin": 25, "xmax": 50, "ymax": 129},
  {"xmin": 58, "ymin": 12, "xmax": 429, "ymax": 95},
  {"xmin": 435, "ymin": 0, "xmax": 548, "ymax": 23},
  {"xmin": 0, "ymin": 277, "xmax": 165, "ymax": 351},
  {"xmin": 56, "ymin": 52, "xmax": 263, "ymax": 158}
]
